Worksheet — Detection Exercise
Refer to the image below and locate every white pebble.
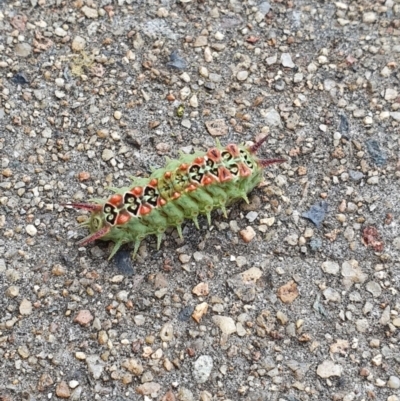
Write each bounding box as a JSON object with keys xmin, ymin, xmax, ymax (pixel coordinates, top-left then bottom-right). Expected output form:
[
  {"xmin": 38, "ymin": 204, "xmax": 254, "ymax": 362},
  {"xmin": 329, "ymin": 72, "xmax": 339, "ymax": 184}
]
[
  {"xmin": 281, "ymin": 53, "xmax": 295, "ymax": 68},
  {"xmin": 26, "ymin": 224, "xmax": 37, "ymax": 236},
  {"xmin": 237, "ymin": 70, "xmax": 249, "ymax": 81}
]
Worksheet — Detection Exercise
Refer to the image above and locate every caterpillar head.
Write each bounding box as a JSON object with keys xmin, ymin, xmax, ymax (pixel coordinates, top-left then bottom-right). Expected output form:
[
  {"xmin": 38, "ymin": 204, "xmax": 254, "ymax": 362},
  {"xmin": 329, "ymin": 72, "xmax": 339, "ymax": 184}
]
[{"xmin": 62, "ymin": 202, "xmax": 112, "ymax": 245}]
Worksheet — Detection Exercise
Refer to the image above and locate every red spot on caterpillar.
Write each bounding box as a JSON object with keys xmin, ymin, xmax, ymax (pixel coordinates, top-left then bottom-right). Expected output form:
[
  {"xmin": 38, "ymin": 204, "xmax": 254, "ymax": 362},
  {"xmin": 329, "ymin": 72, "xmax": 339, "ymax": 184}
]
[
  {"xmin": 179, "ymin": 163, "xmax": 189, "ymax": 171},
  {"xmin": 218, "ymin": 166, "xmax": 233, "ymax": 182},
  {"xmin": 149, "ymin": 178, "xmax": 158, "ymax": 187},
  {"xmin": 186, "ymin": 184, "xmax": 197, "ymax": 192},
  {"xmin": 62, "ymin": 203, "xmax": 102, "ymax": 212},
  {"xmin": 172, "ymin": 192, "xmax": 181, "ymax": 200},
  {"xmin": 79, "ymin": 225, "xmax": 110, "ymax": 246},
  {"xmin": 132, "ymin": 186, "xmax": 143, "ymax": 196},
  {"xmin": 109, "ymin": 194, "xmax": 123, "ymax": 206},
  {"xmin": 158, "ymin": 198, "xmax": 167, "ymax": 207},
  {"xmin": 194, "ymin": 157, "xmax": 204, "ymax": 165},
  {"xmin": 116, "ymin": 212, "xmax": 131, "ymax": 225},
  {"xmin": 238, "ymin": 162, "xmax": 252, "ymax": 177},
  {"xmin": 140, "ymin": 205, "xmax": 152, "ymax": 215},
  {"xmin": 201, "ymin": 175, "xmax": 214, "ymax": 186},
  {"xmin": 164, "ymin": 171, "xmax": 172, "ymax": 179},
  {"xmin": 226, "ymin": 144, "xmax": 240, "ymax": 157},
  {"xmin": 258, "ymin": 158, "xmax": 286, "ymax": 168},
  {"xmin": 207, "ymin": 148, "xmax": 221, "ymax": 162}
]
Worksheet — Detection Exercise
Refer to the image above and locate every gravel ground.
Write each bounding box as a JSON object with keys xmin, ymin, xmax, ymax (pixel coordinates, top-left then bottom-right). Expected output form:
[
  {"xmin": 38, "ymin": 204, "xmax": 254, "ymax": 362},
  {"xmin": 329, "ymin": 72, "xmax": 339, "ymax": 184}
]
[{"xmin": 1, "ymin": 0, "xmax": 400, "ymax": 400}]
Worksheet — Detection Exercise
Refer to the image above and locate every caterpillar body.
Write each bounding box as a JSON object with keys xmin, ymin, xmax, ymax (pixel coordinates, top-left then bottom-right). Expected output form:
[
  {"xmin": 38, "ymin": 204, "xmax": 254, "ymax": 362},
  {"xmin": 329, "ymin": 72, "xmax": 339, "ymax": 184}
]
[{"xmin": 65, "ymin": 136, "xmax": 285, "ymax": 259}]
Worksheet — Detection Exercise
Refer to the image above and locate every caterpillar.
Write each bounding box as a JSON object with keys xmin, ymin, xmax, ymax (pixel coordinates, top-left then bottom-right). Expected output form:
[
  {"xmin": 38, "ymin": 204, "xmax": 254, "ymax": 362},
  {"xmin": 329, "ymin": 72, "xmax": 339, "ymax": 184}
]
[{"xmin": 64, "ymin": 136, "xmax": 285, "ymax": 259}]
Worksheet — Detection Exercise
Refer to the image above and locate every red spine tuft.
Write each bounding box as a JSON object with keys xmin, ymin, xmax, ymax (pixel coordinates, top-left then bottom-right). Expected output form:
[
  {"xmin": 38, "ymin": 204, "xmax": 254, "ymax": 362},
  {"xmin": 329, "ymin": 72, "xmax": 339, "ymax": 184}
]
[
  {"xmin": 258, "ymin": 158, "xmax": 286, "ymax": 168},
  {"xmin": 79, "ymin": 225, "xmax": 110, "ymax": 246},
  {"xmin": 61, "ymin": 203, "xmax": 102, "ymax": 212},
  {"xmin": 249, "ymin": 136, "xmax": 269, "ymax": 154}
]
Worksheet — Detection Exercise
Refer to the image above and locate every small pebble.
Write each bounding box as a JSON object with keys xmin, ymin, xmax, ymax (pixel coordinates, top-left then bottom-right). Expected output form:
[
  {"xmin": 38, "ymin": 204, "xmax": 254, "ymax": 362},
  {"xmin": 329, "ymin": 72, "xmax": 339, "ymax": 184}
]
[
  {"xmin": 56, "ymin": 381, "xmax": 71, "ymax": 399},
  {"xmin": 160, "ymin": 322, "xmax": 174, "ymax": 342},
  {"xmin": 240, "ymin": 226, "xmax": 256, "ymax": 243},
  {"xmin": 192, "ymin": 302, "xmax": 208, "ymax": 323},
  {"xmin": 19, "ymin": 299, "xmax": 32, "ymax": 315},
  {"xmin": 71, "ymin": 36, "xmax": 86, "ymax": 51},
  {"xmin": 192, "ymin": 355, "xmax": 213, "ymax": 384},
  {"xmin": 321, "ymin": 261, "xmax": 340, "ymax": 275},
  {"xmin": 363, "ymin": 12, "xmax": 377, "ymax": 23},
  {"xmin": 14, "ymin": 43, "xmax": 32, "ymax": 57},
  {"xmin": 122, "ymin": 358, "xmax": 143, "ymax": 375},
  {"xmin": 73, "ymin": 310, "xmax": 94, "ymax": 326},
  {"xmin": 281, "ymin": 53, "xmax": 295, "ymax": 68},
  {"xmin": 102, "ymin": 149, "xmax": 114, "ymax": 161},
  {"xmin": 26, "ymin": 224, "xmax": 37, "ymax": 236},
  {"xmin": 212, "ymin": 316, "xmax": 236, "ymax": 335},
  {"xmin": 194, "ymin": 36, "xmax": 208, "ymax": 47},
  {"xmin": 69, "ymin": 380, "xmax": 79, "ymax": 389},
  {"xmin": 367, "ymin": 176, "xmax": 379, "ymax": 185},
  {"xmin": 6, "ymin": 285, "xmax": 19, "ymax": 298},
  {"xmin": 136, "ymin": 382, "xmax": 161, "ymax": 396},
  {"xmin": 365, "ymin": 281, "xmax": 382, "ymax": 297},
  {"xmin": 317, "ymin": 360, "xmax": 342, "ymax": 378},
  {"xmin": 387, "ymin": 376, "xmax": 400, "ymax": 389},
  {"xmin": 81, "ymin": 6, "xmax": 99, "ymax": 19},
  {"xmin": 192, "ymin": 282, "xmax": 209, "ymax": 296},
  {"xmin": 237, "ymin": 71, "xmax": 249, "ymax": 81}
]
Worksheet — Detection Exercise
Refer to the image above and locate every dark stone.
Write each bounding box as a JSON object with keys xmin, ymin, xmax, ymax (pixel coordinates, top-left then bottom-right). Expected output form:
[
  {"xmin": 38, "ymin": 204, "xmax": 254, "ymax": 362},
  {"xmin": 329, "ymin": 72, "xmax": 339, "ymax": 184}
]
[
  {"xmin": 274, "ymin": 79, "xmax": 285, "ymax": 91},
  {"xmin": 178, "ymin": 306, "xmax": 194, "ymax": 321},
  {"xmin": 204, "ymin": 82, "xmax": 215, "ymax": 91},
  {"xmin": 167, "ymin": 50, "xmax": 187, "ymax": 70},
  {"xmin": 349, "ymin": 170, "xmax": 364, "ymax": 181},
  {"xmin": 366, "ymin": 139, "xmax": 387, "ymax": 167},
  {"xmin": 12, "ymin": 73, "xmax": 29, "ymax": 85},
  {"xmin": 339, "ymin": 113, "xmax": 349, "ymax": 136},
  {"xmin": 313, "ymin": 295, "xmax": 330, "ymax": 318},
  {"xmin": 113, "ymin": 251, "xmax": 134, "ymax": 276},
  {"xmin": 302, "ymin": 201, "xmax": 328, "ymax": 227},
  {"xmin": 64, "ymin": 66, "xmax": 72, "ymax": 82}
]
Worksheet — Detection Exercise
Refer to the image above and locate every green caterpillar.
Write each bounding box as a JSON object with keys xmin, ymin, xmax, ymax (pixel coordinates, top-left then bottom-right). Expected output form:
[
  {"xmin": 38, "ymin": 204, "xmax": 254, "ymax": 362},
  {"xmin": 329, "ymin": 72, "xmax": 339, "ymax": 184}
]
[{"xmin": 64, "ymin": 136, "xmax": 285, "ymax": 259}]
